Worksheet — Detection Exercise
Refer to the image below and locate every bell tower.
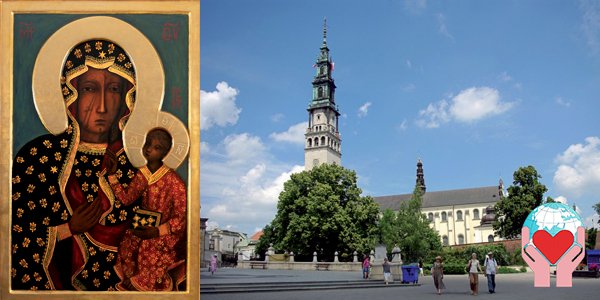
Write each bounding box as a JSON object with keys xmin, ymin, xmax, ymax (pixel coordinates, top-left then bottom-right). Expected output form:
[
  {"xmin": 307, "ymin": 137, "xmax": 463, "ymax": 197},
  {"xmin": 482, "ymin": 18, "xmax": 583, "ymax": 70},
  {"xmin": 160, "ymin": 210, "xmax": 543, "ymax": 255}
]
[
  {"xmin": 305, "ymin": 18, "xmax": 342, "ymax": 171},
  {"xmin": 416, "ymin": 159, "xmax": 426, "ymax": 193}
]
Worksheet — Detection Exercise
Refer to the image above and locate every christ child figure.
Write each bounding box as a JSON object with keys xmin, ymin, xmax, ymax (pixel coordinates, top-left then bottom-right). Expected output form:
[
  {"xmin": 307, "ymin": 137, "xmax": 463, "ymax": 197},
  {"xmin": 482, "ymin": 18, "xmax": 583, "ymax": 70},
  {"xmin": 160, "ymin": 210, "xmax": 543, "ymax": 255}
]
[{"xmin": 107, "ymin": 128, "xmax": 187, "ymax": 291}]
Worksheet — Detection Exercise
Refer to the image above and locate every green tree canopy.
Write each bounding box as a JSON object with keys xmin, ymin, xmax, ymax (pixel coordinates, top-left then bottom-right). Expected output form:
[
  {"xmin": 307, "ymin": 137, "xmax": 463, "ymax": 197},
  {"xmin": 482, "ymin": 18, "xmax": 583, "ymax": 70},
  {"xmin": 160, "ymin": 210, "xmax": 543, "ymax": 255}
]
[
  {"xmin": 256, "ymin": 164, "xmax": 380, "ymax": 261},
  {"xmin": 493, "ymin": 165, "xmax": 548, "ymax": 239},
  {"xmin": 378, "ymin": 187, "xmax": 442, "ymax": 263}
]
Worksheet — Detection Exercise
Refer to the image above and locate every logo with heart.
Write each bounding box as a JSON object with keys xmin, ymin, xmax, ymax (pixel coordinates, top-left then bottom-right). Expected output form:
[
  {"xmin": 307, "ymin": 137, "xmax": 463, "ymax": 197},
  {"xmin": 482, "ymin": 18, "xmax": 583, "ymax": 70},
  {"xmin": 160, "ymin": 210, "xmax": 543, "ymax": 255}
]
[{"xmin": 532, "ymin": 230, "xmax": 574, "ymax": 264}]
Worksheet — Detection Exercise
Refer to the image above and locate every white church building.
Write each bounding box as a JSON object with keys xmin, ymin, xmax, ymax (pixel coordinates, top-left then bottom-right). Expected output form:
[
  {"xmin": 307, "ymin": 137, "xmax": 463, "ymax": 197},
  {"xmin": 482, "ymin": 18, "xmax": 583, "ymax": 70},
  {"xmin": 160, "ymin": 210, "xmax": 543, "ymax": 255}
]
[{"xmin": 373, "ymin": 160, "xmax": 504, "ymax": 246}]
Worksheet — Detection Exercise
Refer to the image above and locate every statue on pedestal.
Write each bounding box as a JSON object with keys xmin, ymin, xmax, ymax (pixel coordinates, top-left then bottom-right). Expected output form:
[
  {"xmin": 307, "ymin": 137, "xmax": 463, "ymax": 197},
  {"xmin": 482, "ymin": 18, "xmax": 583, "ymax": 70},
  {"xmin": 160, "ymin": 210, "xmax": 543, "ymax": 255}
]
[{"xmin": 391, "ymin": 244, "xmax": 403, "ymax": 264}]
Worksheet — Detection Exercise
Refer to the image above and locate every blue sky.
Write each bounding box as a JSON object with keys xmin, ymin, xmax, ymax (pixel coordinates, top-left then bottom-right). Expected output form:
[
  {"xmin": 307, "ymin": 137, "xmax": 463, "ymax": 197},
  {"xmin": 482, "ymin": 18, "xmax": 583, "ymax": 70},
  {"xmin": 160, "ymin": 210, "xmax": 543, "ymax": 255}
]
[{"xmin": 201, "ymin": 0, "xmax": 600, "ymax": 236}]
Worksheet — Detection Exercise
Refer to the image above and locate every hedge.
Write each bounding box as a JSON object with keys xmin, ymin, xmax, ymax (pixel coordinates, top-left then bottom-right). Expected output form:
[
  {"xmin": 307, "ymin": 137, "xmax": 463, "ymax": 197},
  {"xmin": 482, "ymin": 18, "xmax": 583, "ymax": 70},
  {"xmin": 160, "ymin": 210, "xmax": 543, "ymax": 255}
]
[
  {"xmin": 424, "ymin": 263, "xmax": 467, "ymax": 275},
  {"xmin": 424, "ymin": 264, "xmax": 527, "ymax": 275}
]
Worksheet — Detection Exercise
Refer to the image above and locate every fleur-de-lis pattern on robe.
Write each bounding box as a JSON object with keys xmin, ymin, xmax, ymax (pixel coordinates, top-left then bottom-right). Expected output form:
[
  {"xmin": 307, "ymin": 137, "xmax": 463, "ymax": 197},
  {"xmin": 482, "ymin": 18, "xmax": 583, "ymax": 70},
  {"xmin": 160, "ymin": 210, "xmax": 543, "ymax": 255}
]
[{"xmin": 11, "ymin": 126, "xmax": 141, "ymax": 291}]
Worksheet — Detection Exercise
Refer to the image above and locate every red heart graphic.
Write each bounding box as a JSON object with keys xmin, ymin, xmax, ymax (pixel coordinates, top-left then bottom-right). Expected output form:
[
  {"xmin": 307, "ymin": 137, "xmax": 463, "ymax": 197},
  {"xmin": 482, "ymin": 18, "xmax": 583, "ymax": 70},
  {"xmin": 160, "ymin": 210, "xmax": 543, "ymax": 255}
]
[{"xmin": 532, "ymin": 230, "xmax": 574, "ymax": 264}]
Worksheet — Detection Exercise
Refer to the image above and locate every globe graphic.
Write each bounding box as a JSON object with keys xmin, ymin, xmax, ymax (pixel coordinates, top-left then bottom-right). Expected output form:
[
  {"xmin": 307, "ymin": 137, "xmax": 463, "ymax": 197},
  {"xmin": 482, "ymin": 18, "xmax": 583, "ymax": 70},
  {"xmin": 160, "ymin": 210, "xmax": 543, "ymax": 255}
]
[{"xmin": 523, "ymin": 202, "xmax": 583, "ymax": 245}]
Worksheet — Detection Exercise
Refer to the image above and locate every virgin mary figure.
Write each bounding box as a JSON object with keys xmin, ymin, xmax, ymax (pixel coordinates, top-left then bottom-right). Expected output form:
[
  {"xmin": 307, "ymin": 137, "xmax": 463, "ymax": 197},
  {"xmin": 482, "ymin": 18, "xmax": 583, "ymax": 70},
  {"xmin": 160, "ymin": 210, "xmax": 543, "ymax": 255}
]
[{"xmin": 11, "ymin": 39, "xmax": 142, "ymax": 291}]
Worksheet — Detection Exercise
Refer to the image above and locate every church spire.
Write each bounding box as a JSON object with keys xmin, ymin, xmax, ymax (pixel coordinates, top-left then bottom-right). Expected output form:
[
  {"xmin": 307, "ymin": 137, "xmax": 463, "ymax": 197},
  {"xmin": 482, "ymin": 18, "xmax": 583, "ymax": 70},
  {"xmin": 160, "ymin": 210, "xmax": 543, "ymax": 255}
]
[
  {"xmin": 304, "ymin": 19, "xmax": 341, "ymax": 171},
  {"xmin": 416, "ymin": 159, "xmax": 426, "ymax": 193},
  {"xmin": 322, "ymin": 17, "xmax": 327, "ymax": 47}
]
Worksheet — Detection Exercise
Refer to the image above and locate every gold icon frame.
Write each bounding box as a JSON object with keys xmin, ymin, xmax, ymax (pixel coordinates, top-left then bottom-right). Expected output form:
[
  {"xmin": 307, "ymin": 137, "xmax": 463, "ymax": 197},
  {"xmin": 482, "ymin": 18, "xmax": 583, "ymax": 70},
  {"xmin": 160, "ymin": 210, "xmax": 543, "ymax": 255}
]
[{"xmin": 0, "ymin": 1, "xmax": 200, "ymax": 299}]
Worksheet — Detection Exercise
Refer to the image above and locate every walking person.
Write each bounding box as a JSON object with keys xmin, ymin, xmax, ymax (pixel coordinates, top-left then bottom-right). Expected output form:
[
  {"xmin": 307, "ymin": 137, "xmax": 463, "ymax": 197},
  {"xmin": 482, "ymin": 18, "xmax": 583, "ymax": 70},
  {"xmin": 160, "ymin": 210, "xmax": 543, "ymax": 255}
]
[
  {"xmin": 382, "ymin": 258, "xmax": 392, "ymax": 285},
  {"xmin": 467, "ymin": 253, "xmax": 483, "ymax": 295},
  {"xmin": 431, "ymin": 256, "xmax": 445, "ymax": 295},
  {"xmin": 362, "ymin": 256, "xmax": 371, "ymax": 279},
  {"xmin": 484, "ymin": 252, "xmax": 498, "ymax": 293},
  {"xmin": 419, "ymin": 259, "xmax": 424, "ymax": 276},
  {"xmin": 210, "ymin": 254, "xmax": 218, "ymax": 275}
]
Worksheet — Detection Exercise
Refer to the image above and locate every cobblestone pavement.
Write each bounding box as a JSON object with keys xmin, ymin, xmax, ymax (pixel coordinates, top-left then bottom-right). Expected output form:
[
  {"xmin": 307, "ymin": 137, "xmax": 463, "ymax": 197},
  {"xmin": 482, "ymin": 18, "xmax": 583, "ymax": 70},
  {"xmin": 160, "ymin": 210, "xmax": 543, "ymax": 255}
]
[{"xmin": 201, "ymin": 268, "xmax": 600, "ymax": 300}]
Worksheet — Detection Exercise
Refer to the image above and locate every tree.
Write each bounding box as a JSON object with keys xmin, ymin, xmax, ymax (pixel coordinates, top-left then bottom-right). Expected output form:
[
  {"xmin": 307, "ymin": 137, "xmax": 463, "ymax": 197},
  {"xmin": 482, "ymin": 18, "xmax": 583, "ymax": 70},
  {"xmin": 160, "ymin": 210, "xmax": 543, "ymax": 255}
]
[
  {"xmin": 257, "ymin": 164, "xmax": 380, "ymax": 261},
  {"xmin": 594, "ymin": 202, "xmax": 600, "ymax": 225},
  {"xmin": 378, "ymin": 186, "xmax": 442, "ymax": 263},
  {"xmin": 378, "ymin": 209, "xmax": 399, "ymax": 256},
  {"xmin": 586, "ymin": 228, "xmax": 597, "ymax": 251},
  {"xmin": 493, "ymin": 165, "xmax": 548, "ymax": 239}
]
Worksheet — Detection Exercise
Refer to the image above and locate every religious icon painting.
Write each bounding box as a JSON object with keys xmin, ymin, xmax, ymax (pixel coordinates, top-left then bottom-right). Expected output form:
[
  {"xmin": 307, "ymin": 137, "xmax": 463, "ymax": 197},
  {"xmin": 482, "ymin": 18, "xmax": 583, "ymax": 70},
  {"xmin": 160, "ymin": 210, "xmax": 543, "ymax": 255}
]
[{"xmin": 0, "ymin": 1, "xmax": 200, "ymax": 299}]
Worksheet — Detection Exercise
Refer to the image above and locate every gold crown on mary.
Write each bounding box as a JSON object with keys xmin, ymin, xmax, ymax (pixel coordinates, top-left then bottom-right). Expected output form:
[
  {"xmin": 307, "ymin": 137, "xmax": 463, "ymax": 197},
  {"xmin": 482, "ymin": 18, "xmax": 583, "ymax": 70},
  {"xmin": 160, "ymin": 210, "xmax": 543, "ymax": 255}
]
[{"xmin": 60, "ymin": 39, "xmax": 136, "ymax": 108}]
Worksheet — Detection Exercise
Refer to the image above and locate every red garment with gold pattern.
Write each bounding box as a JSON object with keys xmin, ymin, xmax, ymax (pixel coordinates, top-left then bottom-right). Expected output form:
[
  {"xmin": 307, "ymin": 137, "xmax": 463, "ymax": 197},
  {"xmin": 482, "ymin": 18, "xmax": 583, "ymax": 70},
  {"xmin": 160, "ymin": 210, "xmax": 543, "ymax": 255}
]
[{"xmin": 109, "ymin": 165, "xmax": 186, "ymax": 291}]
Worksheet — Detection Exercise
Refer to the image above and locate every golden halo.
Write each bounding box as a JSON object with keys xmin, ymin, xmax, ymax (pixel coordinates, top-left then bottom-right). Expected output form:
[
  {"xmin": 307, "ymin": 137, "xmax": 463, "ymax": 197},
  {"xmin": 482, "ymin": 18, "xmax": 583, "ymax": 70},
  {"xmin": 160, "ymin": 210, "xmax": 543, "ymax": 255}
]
[{"xmin": 32, "ymin": 16, "xmax": 189, "ymax": 169}]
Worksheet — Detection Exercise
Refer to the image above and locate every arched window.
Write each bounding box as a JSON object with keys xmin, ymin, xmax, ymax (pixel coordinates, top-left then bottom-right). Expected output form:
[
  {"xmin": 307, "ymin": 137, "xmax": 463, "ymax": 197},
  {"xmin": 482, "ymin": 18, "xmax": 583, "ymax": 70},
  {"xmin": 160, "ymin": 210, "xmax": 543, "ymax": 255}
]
[
  {"xmin": 441, "ymin": 212, "xmax": 447, "ymax": 222},
  {"xmin": 318, "ymin": 86, "xmax": 324, "ymax": 98},
  {"xmin": 321, "ymin": 136, "xmax": 325, "ymax": 145},
  {"xmin": 314, "ymin": 138, "xmax": 319, "ymax": 146},
  {"xmin": 473, "ymin": 209, "xmax": 480, "ymax": 220},
  {"xmin": 428, "ymin": 213, "xmax": 434, "ymax": 222},
  {"xmin": 320, "ymin": 65, "xmax": 325, "ymax": 75},
  {"xmin": 308, "ymin": 138, "xmax": 312, "ymax": 147},
  {"xmin": 442, "ymin": 236, "xmax": 449, "ymax": 246},
  {"xmin": 458, "ymin": 234, "xmax": 465, "ymax": 245},
  {"xmin": 488, "ymin": 235, "xmax": 494, "ymax": 243},
  {"xmin": 456, "ymin": 210, "xmax": 463, "ymax": 221}
]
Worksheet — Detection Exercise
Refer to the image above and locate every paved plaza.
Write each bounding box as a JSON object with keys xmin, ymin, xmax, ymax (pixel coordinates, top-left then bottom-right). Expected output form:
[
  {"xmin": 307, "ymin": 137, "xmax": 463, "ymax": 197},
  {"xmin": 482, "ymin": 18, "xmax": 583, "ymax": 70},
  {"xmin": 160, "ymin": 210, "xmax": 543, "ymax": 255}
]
[{"xmin": 201, "ymin": 268, "xmax": 600, "ymax": 300}]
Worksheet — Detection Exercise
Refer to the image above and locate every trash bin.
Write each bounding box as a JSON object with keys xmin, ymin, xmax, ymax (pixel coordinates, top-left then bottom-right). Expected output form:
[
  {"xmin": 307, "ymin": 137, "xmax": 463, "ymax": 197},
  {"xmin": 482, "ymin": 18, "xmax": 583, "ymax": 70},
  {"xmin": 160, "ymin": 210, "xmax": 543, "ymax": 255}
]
[{"xmin": 401, "ymin": 265, "xmax": 419, "ymax": 284}]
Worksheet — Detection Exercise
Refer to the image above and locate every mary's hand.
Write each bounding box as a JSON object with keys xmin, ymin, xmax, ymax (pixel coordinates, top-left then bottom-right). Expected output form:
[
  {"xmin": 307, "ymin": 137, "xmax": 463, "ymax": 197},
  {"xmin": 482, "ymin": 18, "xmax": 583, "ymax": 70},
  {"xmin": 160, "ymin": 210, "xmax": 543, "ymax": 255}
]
[
  {"xmin": 104, "ymin": 148, "xmax": 118, "ymax": 175},
  {"xmin": 68, "ymin": 199, "xmax": 103, "ymax": 234}
]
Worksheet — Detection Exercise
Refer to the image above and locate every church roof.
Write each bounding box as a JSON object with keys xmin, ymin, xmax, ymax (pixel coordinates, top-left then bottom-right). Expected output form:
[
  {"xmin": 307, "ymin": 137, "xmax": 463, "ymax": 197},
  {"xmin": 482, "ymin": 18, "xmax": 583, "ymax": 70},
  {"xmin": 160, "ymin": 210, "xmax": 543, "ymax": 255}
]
[
  {"xmin": 374, "ymin": 186, "xmax": 500, "ymax": 211},
  {"xmin": 249, "ymin": 230, "xmax": 264, "ymax": 241}
]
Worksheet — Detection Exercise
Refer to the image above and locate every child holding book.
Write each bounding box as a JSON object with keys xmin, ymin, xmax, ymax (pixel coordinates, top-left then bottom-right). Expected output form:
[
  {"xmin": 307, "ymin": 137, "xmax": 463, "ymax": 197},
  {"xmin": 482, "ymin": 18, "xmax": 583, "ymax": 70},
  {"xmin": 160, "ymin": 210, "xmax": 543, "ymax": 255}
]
[{"xmin": 108, "ymin": 128, "xmax": 187, "ymax": 291}]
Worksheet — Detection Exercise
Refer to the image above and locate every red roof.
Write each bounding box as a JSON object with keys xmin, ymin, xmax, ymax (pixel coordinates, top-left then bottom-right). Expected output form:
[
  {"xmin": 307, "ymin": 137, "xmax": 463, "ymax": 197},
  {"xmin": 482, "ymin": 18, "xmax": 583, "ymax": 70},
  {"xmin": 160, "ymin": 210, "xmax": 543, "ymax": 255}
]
[{"xmin": 249, "ymin": 230, "xmax": 263, "ymax": 241}]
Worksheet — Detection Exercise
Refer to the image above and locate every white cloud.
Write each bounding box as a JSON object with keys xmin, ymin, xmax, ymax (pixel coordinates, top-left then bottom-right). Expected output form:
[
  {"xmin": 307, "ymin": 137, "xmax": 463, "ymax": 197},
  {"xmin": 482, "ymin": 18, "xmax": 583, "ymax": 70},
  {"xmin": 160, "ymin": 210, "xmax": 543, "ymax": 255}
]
[
  {"xmin": 553, "ymin": 137, "xmax": 600, "ymax": 197},
  {"xmin": 416, "ymin": 99, "xmax": 450, "ymax": 128},
  {"xmin": 404, "ymin": 0, "xmax": 427, "ymax": 14},
  {"xmin": 555, "ymin": 196, "xmax": 568, "ymax": 204},
  {"xmin": 203, "ymin": 161, "xmax": 304, "ymax": 234},
  {"xmin": 358, "ymin": 102, "xmax": 372, "ymax": 118},
  {"xmin": 200, "ymin": 81, "xmax": 241, "ymax": 130},
  {"xmin": 580, "ymin": 0, "xmax": 600, "ymax": 54},
  {"xmin": 396, "ymin": 119, "xmax": 408, "ymax": 132},
  {"xmin": 271, "ymin": 113, "xmax": 284, "ymax": 122},
  {"xmin": 269, "ymin": 122, "xmax": 307, "ymax": 144},
  {"xmin": 406, "ymin": 59, "xmax": 412, "ymax": 68},
  {"xmin": 223, "ymin": 133, "xmax": 266, "ymax": 163},
  {"xmin": 200, "ymin": 141, "xmax": 210, "ymax": 154},
  {"xmin": 555, "ymin": 97, "xmax": 571, "ymax": 107},
  {"xmin": 498, "ymin": 71, "xmax": 512, "ymax": 82},
  {"xmin": 417, "ymin": 87, "xmax": 514, "ymax": 128},
  {"xmin": 201, "ymin": 131, "xmax": 306, "ymax": 235},
  {"xmin": 450, "ymin": 87, "xmax": 514, "ymax": 122},
  {"xmin": 436, "ymin": 13, "xmax": 454, "ymax": 41},
  {"xmin": 401, "ymin": 83, "xmax": 416, "ymax": 92}
]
